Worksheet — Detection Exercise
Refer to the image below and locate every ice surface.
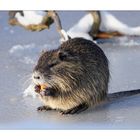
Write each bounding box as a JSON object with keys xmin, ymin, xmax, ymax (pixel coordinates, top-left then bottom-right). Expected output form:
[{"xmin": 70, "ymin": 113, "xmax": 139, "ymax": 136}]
[{"xmin": 0, "ymin": 11, "xmax": 140, "ymax": 129}]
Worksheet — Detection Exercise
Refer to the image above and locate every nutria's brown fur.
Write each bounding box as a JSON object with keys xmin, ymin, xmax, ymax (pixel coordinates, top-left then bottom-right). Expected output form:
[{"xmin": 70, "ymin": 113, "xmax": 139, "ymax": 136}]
[
  {"xmin": 32, "ymin": 38, "xmax": 140, "ymax": 114},
  {"xmin": 32, "ymin": 38, "xmax": 109, "ymax": 114}
]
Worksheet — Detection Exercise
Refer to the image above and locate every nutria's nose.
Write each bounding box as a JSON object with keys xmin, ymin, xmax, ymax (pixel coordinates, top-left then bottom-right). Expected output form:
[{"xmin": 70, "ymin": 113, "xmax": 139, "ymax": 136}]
[{"xmin": 34, "ymin": 76, "xmax": 40, "ymax": 79}]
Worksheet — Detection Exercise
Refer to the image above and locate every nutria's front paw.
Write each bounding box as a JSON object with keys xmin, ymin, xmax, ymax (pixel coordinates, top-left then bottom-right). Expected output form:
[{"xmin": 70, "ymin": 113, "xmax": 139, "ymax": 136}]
[
  {"xmin": 34, "ymin": 85, "xmax": 55, "ymax": 96},
  {"xmin": 34, "ymin": 85, "xmax": 41, "ymax": 93},
  {"xmin": 60, "ymin": 109, "xmax": 78, "ymax": 115},
  {"xmin": 41, "ymin": 88, "xmax": 55, "ymax": 97},
  {"xmin": 37, "ymin": 106, "xmax": 52, "ymax": 111},
  {"xmin": 60, "ymin": 103, "xmax": 88, "ymax": 115}
]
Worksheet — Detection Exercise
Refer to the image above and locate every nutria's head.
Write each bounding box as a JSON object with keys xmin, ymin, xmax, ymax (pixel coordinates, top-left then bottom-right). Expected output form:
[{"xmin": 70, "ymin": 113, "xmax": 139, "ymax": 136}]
[
  {"xmin": 32, "ymin": 42, "xmax": 85, "ymax": 92},
  {"xmin": 33, "ymin": 38, "xmax": 109, "ymax": 102}
]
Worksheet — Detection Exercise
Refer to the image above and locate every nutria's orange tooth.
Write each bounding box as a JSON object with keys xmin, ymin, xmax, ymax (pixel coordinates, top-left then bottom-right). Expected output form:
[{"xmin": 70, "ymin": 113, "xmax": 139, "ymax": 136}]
[{"xmin": 40, "ymin": 84, "xmax": 48, "ymax": 91}]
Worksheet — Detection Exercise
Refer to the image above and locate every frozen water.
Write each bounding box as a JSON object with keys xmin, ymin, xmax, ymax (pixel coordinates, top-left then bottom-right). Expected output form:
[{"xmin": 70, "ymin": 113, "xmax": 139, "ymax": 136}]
[{"xmin": 0, "ymin": 11, "xmax": 140, "ymax": 129}]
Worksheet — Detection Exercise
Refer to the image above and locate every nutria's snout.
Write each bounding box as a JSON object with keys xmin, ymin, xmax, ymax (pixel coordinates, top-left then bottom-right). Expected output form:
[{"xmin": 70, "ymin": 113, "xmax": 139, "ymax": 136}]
[
  {"xmin": 32, "ymin": 70, "xmax": 54, "ymax": 97},
  {"xmin": 32, "ymin": 71, "xmax": 43, "ymax": 85}
]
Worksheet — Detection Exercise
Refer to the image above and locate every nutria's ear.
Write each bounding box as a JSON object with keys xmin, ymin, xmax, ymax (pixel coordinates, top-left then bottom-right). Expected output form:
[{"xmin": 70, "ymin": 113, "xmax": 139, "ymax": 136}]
[
  {"xmin": 58, "ymin": 51, "xmax": 69, "ymax": 61},
  {"xmin": 40, "ymin": 49, "xmax": 46, "ymax": 56}
]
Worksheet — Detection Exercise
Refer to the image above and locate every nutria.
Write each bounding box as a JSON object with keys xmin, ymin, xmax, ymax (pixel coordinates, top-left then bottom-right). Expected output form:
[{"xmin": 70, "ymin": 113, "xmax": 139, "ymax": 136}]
[{"xmin": 32, "ymin": 38, "xmax": 140, "ymax": 114}]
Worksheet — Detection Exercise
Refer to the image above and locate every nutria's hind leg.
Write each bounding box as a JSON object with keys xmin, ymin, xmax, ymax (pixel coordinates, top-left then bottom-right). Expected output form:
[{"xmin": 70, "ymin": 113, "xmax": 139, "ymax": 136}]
[
  {"xmin": 60, "ymin": 103, "xmax": 89, "ymax": 115},
  {"xmin": 37, "ymin": 106, "xmax": 53, "ymax": 111}
]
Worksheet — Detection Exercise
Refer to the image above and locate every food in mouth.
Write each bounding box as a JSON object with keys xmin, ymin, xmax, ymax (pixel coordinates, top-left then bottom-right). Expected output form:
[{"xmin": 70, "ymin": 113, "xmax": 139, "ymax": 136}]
[{"xmin": 34, "ymin": 84, "xmax": 48, "ymax": 93}]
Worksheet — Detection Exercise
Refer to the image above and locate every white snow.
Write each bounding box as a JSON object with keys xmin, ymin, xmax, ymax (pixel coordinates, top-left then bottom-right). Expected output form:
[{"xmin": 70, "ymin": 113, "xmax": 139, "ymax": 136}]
[
  {"xmin": 67, "ymin": 13, "xmax": 94, "ymax": 41},
  {"xmin": 9, "ymin": 43, "xmax": 37, "ymax": 65},
  {"xmin": 20, "ymin": 57, "xmax": 35, "ymax": 64},
  {"xmin": 116, "ymin": 37, "xmax": 140, "ymax": 47},
  {"xmin": 100, "ymin": 11, "xmax": 140, "ymax": 35},
  {"xmin": 23, "ymin": 83, "xmax": 37, "ymax": 98},
  {"xmin": 67, "ymin": 11, "xmax": 140, "ymax": 40},
  {"xmin": 9, "ymin": 42, "xmax": 59, "ymax": 65},
  {"xmin": 59, "ymin": 29, "xmax": 70, "ymax": 43},
  {"xmin": 15, "ymin": 11, "xmax": 46, "ymax": 26},
  {"xmin": 9, "ymin": 43, "xmax": 35, "ymax": 54}
]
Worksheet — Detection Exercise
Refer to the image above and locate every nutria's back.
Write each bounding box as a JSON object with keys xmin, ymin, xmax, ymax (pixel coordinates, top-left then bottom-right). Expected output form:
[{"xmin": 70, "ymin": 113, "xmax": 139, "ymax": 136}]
[{"xmin": 33, "ymin": 38, "xmax": 109, "ymax": 112}]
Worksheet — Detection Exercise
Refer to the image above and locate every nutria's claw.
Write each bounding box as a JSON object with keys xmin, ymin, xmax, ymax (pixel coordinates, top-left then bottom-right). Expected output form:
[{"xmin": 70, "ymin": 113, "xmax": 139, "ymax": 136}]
[
  {"xmin": 34, "ymin": 85, "xmax": 41, "ymax": 93},
  {"xmin": 60, "ymin": 103, "xmax": 88, "ymax": 115},
  {"xmin": 40, "ymin": 88, "xmax": 55, "ymax": 97},
  {"xmin": 37, "ymin": 106, "xmax": 52, "ymax": 111}
]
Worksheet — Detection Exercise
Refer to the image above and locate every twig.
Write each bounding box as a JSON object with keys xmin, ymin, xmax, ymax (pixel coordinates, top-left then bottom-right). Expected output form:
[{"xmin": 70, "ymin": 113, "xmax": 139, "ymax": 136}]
[{"xmin": 48, "ymin": 11, "xmax": 69, "ymax": 41}]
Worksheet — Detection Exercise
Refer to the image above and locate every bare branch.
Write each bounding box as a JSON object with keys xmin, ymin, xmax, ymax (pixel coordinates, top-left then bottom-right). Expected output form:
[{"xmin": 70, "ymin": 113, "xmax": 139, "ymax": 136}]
[
  {"xmin": 88, "ymin": 11, "xmax": 101, "ymax": 38},
  {"xmin": 47, "ymin": 11, "xmax": 69, "ymax": 40}
]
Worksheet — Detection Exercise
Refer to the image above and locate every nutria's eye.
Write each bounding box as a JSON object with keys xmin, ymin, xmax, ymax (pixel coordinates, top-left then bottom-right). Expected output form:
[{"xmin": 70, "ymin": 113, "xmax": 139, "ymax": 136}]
[
  {"xmin": 48, "ymin": 63, "xmax": 57, "ymax": 68},
  {"xmin": 59, "ymin": 52, "xmax": 68, "ymax": 61}
]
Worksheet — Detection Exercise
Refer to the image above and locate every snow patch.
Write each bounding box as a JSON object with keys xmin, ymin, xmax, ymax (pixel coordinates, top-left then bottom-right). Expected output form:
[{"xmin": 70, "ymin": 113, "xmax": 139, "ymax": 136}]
[
  {"xmin": 15, "ymin": 11, "xmax": 46, "ymax": 26},
  {"xmin": 9, "ymin": 43, "xmax": 35, "ymax": 54},
  {"xmin": 67, "ymin": 11, "xmax": 140, "ymax": 41},
  {"xmin": 125, "ymin": 40, "xmax": 140, "ymax": 46},
  {"xmin": 9, "ymin": 43, "xmax": 38, "ymax": 65},
  {"xmin": 9, "ymin": 42, "xmax": 58, "ymax": 65},
  {"xmin": 67, "ymin": 13, "xmax": 94, "ymax": 41},
  {"xmin": 20, "ymin": 57, "xmax": 35, "ymax": 64},
  {"xmin": 100, "ymin": 11, "xmax": 140, "ymax": 36},
  {"xmin": 59, "ymin": 29, "xmax": 70, "ymax": 43},
  {"xmin": 68, "ymin": 13, "xmax": 94, "ymax": 33},
  {"xmin": 117, "ymin": 37, "xmax": 140, "ymax": 46},
  {"xmin": 23, "ymin": 83, "xmax": 37, "ymax": 98},
  {"xmin": 9, "ymin": 42, "xmax": 58, "ymax": 55}
]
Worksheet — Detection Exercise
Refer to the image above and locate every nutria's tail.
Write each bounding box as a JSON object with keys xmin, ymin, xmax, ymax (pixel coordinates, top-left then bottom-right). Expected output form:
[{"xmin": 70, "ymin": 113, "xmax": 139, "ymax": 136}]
[{"xmin": 107, "ymin": 89, "xmax": 140, "ymax": 101}]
